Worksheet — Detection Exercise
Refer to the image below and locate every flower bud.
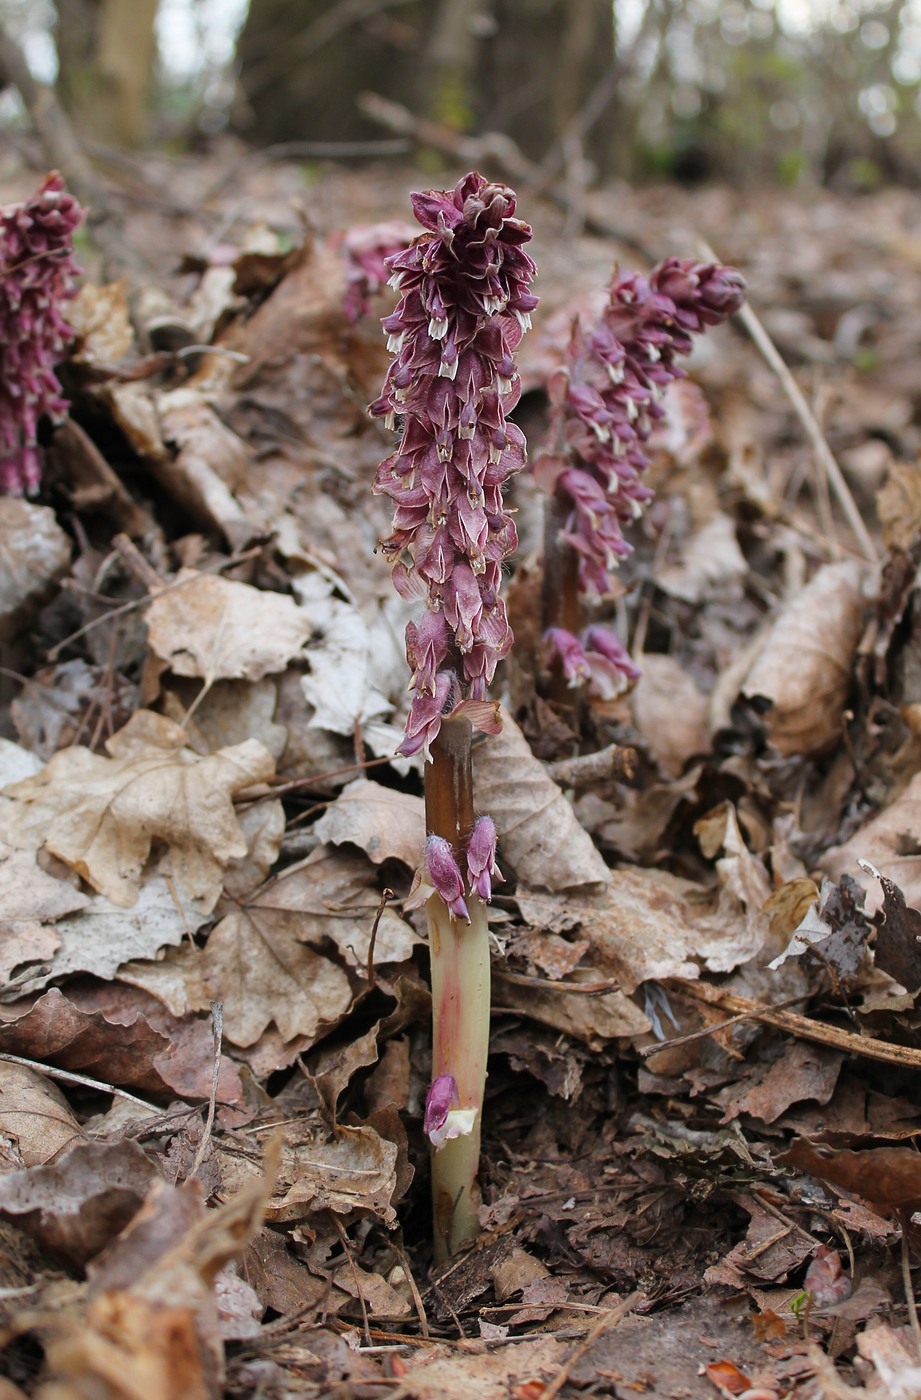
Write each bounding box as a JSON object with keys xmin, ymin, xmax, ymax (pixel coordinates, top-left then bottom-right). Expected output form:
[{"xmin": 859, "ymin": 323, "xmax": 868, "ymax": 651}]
[{"xmin": 425, "ymin": 835, "xmax": 470, "ymax": 922}]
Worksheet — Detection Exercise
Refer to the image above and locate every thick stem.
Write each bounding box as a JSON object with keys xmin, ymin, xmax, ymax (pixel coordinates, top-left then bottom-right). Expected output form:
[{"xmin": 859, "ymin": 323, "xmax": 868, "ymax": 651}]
[
  {"xmin": 541, "ymin": 485, "xmax": 585, "ymax": 711},
  {"xmin": 425, "ymin": 715, "xmax": 490, "ymax": 1262}
]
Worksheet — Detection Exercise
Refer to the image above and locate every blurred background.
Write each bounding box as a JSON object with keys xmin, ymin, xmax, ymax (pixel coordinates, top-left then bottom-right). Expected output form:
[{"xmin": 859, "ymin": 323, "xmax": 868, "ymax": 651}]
[{"xmin": 3, "ymin": 0, "xmax": 921, "ymax": 191}]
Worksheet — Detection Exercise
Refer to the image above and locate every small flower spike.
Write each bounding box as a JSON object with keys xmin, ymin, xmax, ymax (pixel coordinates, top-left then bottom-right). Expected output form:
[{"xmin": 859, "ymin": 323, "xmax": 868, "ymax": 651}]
[
  {"xmin": 0, "ymin": 173, "xmax": 83, "ymax": 496},
  {"xmin": 540, "ymin": 256, "xmax": 744, "ymax": 696}
]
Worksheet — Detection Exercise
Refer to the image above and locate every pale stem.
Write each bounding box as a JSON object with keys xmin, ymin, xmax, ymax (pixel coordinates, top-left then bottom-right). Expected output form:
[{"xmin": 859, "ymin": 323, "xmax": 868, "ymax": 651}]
[
  {"xmin": 427, "ymin": 890, "xmax": 491, "ymax": 1262},
  {"xmin": 424, "ymin": 713, "xmax": 491, "ymax": 1262}
]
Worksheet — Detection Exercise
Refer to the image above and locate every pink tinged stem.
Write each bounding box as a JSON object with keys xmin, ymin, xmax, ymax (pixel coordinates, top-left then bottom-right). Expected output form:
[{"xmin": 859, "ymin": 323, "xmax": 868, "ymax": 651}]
[{"xmin": 424, "ymin": 715, "xmax": 490, "ymax": 1263}]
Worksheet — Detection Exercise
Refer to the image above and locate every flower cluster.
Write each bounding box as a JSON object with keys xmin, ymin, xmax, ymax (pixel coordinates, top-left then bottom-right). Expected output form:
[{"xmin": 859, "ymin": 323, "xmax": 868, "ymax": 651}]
[
  {"xmin": 371, "ymin": 171, "xmax": 538, "ymax": 756},
  {"xmin": 340, "ymin": 220, "xmax": 414, "ymax": 324},
  {"xmin": 0, "ymin": 172, "xmax": 83, "ymax": 496},
  {"xmin": 540, "ymin": 257, "xmax": 745, "ymax": 694},
  {"xmin": 424, "ymin": 816, "xmax": 501, "ymax": 923}
]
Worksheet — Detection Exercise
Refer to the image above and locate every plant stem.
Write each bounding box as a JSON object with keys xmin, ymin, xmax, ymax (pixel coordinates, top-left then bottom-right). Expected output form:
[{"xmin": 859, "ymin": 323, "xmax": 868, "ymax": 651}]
[
  {"xmin": 425, "ymin": 715, "xmax": 490, "ymax": 1262},
  {"xmin": 541, "ymin": 485, "xmax": 584, "ymax": 710}
]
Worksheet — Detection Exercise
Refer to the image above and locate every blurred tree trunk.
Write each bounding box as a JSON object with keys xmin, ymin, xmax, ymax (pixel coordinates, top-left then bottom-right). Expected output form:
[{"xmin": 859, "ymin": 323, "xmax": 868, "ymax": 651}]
[
  {"xmin": 55, "ymin": 0, "xmax": 158, "ymax": 147},
  {"xmin": 478, "ymin": 0, "xmax": 616, "ymax": 172},
  {"xmin": 235, "ymin": 0, "xmax": 439, "ymax": 146},
  {"xmin": 235, "ymin": 0, "xmax": 615, "ymax": 171}
]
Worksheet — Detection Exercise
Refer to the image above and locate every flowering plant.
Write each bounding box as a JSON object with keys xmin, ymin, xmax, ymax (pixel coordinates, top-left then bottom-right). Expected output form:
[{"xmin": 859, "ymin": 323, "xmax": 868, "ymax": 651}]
[
  {"xmin": 538, "ymin": 258, "xmax": 745, "ymax": 697},
  {"xmin": 0, "ymin": 172, "xmax": 83, "ymax": 496},
  {"xmin": 372, "ymin": 171, "xmax": 536, "ymax": 1260}
]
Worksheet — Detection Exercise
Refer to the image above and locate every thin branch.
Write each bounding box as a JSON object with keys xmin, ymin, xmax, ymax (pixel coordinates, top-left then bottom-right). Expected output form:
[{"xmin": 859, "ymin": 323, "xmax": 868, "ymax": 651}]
[{"xmin": 0, "ymin": 1052, "xmax": 160, "ymax": 1112}]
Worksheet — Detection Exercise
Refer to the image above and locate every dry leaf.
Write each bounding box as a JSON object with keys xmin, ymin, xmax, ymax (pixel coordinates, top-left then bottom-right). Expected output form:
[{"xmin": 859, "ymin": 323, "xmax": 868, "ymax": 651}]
[
  {"xmin": 778, "ymin": 1139, "xmax": 921, "ymax": 1215},
  {"xmin": 857, "ymin": 1323, "xmax": 921, "ymax": 1398},
  {"xmin": 161, "ymin": 677, "xmax": 287, "ymax": 760},
  {"xmin": 11, "ymin": 876, "xmax": 208, "ymax": 998},
  {"xmin": 517, "ymin": 860, "xmax": 765, "ymax": 997},
  {"xmin": 0, "ymin": 1061, "xmax": 84, "ymax": 1166},
  {"xmin": 41, "ymin": 1148, "xmax": 278, "ymax": 1400},
  {"xmin": 202, "ymin": 883, "xmax": 353, "ymax": 1051},
  {"xmin": 69, "ymin": 280, "xmax": 134, "ymax": 364},
  {"xmin": 146, "ymin": 569, "xmax": 312, "ymax": 686},
  {"xmin": 717, "ymin": 1041, "xmax": 841, "ymax": 1125},
  {"xmin": 297, "ymin": 577, "xmax": 391, "ymax": 736},
  {"xmin": 0, "ymin": 710, "xmax": 275, "ymax": 910},
  {"xmin": 269, "ymin": 1124, "xmax": 399, "ymax": 1227},
  {"xmin": 0, "ymin": 1139, "xmax": 159, "ymax": 1268},
  {"xmin": 741, "ymin": 561, "xmax": 865, "ymax": 756},
  {"xmin": 631, "ymin": 654, "xmax": 710, "ymax": 777},
  {"xmin": 312, "ymin": 778, "xmax": 424, "ymax": 867},
  {"xmin": 472, "ymin": 709, "xmax": 609, "ymax": 890},
  {"xmin": 877, "ymin": 462, "xmax": 921, "ymax": 553},
  {"xmin": 156, "ymin": 392, "xmax": 254, "ymax": 543},
  {"xmin": 220, "ymin": 799, "xmax": 286, "ymax": 902},
  {"xmin": 0, "ymin": 499, "xmax": 71, "ymax": 644},
  {"xmin": 0, "ymin": 989, "xmax": 173, "ymax": 1096},
  {"xmin": 824, "ymin": 776, "xmax": 921, "ymax": 913},
  {"xmin": 0, "ymin": 843, "xmax": 87, "ymax": 987},
  {"xmin": 657, "ymin": 511, "xmax": 747, "ymax": 604},
  {"xmin": 493, "ymin": 972, "xmax": 649, "ymax": 1049},
  {"xmin": 12, "ymin": 659, "xmax": 139, "ymax": 761},
  {"xmin": 116, "ymin": 945, "xmax": 211, "ymax": 1019}
]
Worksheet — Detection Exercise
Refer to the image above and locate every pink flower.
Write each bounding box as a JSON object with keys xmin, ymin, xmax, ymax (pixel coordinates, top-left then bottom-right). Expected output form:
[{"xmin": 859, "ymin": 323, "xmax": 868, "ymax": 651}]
[
  {"xmin": 425, "ymin": 835, "xmax": 469, "ymax": 922},
  {"xmin": 466, "ymin": 816, "xmax": 501, "ymax": 901},
  {"xmin": 339, "ymin": 220, "xmax": 414, "ymax": 323},
  {"xmin": 544, "ymin": 625, "xmax": 641, "ymax": 699},
  {"xmin": 424, "ymin": 1073, "xmax": 459, "ymax": 1140},
  {"xmin": 0, "ymin": 172, "xmax": 83, "ymax": 495}
]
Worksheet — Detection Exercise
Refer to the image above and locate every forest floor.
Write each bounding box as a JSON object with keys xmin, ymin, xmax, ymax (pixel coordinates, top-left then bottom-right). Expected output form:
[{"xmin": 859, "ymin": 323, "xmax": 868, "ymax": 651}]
[{"xmin": 3, "ymin": 142, "xmax": 921, "ymax": 1398}]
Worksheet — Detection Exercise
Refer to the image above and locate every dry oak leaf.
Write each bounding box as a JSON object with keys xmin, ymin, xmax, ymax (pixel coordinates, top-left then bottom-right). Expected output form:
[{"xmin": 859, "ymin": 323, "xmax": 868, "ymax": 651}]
[
  {"xmin": 0, "ymin": 710, "xmax": 275, "ymax": 910},
  {"xmin": 145, "ymin": 568, "xmax": 312, "ymax": 687},
  {"xmin": 740, "ymin": 560, "xmax": 865, "ymax": 756}
]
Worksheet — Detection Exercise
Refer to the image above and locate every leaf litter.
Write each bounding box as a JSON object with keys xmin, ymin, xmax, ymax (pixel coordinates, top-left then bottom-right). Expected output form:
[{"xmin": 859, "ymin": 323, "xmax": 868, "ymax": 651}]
[{"xmin": 4, "ymin": 156, "xmax": 921, "ymax": 1399}]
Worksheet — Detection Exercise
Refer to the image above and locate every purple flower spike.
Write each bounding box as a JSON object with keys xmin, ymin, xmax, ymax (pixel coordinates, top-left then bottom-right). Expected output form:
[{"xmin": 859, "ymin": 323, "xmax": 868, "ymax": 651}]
[
  {"xmin": 0, "ymin": 172, "xmax": 84, "ymax": 496},
  {"xmin": 372, "ymin": 172, "xmax": 537, "ymax": 752},
  {"xmin": 426, "ymin": 835, "xmax": 470, "ymax": 922},
  {"xmin": 543, "ymin": 257, "xmax": 744, "ymax": 602},
  {"xmin": 466, "ymin": 816, "xmax": 501, "ymax": 902}
]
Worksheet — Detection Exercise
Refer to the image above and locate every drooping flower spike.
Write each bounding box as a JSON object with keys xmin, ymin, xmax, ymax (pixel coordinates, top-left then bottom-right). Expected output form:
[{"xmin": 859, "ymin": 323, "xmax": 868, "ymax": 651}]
[{"xmin": 0, "ymin": 173, "xmax": 83, "ymax": 496}]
